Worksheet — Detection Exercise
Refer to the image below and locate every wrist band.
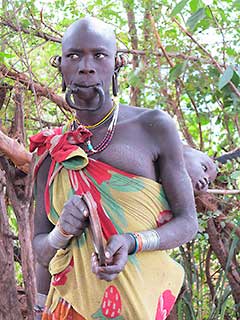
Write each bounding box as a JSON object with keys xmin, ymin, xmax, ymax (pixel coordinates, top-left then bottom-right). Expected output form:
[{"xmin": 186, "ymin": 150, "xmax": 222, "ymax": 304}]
[
  {"xmin": 48, "ymin": 224, "xmax": 73, "ymax": 249},
  {"xmin": 34, "ymin": 292, "xmax": 47, "ymax": 314},
  {"xmin": 135, "ymin": 230, "xmax": 161, "ymax": 252},
  {"xmin": 34, "ymin": 304, "xmax": 45, "ymax": 314},
  {"xmin": 126, "ymin": 230, "xmax": 161, "ymax": 254},
  {"xmin": 126, "ymin": 233, "xmax": 138, "ymax": 254},
  {"xmin": 57, "ymin": 221, "xmax": 73, "ymax": 237}
]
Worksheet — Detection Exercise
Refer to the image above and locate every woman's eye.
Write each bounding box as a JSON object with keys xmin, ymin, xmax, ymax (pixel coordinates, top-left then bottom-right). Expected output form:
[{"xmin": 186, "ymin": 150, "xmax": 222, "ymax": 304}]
[
  {"xmin": 95, "ymin": 53, "xmax": 105, "ymax": 59},
  {"xmin": 68, "ymin": 54, "xmax": 79, "ymax": 60},
  {"xmin": 202, "ymin": 164, "xmax": 207, "ymax": 172}
]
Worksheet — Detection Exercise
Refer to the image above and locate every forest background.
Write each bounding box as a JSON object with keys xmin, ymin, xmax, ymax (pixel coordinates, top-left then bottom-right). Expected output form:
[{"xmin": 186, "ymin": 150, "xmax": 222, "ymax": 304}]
[{"xmin": 0, "ymin": 0, "xmax": 239, "ymax": 319}]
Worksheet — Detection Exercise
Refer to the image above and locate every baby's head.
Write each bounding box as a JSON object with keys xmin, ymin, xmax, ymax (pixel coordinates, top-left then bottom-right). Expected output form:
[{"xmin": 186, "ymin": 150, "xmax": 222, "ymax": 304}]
[{"xmin": 183, "ymin": 146, "xmax": 218, "ymax": 194}]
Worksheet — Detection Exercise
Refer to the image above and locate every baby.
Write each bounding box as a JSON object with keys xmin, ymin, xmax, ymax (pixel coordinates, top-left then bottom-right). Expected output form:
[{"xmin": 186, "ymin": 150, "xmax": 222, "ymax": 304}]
[{"xmin": 183, "ymin": 145, "xmax": 217, "ymax": 194}]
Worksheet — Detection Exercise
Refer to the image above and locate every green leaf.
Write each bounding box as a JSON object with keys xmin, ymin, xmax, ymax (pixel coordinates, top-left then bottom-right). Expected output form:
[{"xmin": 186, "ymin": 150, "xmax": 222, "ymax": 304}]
[
  {"xmin": 233, "ymin": 0, "xmax": 240, "ymax": 9},
  {"xmin": 169, "ymin": 63, "xmax": 186, "ymax": 81},
  {"xmin": 186, "ymin": 7, "xmax": 206, "ymax": 30},
  {"xmin": 236, "ymin": 64, "xmax": 240, "ymax": 77},
  {"xmin": 230, "ymin": 171, "xmax": 240, "ymax": 179},
  {"xmin": 218, "ymin": 66, "xmax": 234, "ymax": 90},
  {"xmin": 0, "ymin": 52, "xmax": 14, "ymax": 58},
  {"xmin": 190, "ymin": 0, "xmax": 204, "ymax": 12},
  {"xmin": 170, "ymin": 0, "xmax": 189, "ymax": 17}
]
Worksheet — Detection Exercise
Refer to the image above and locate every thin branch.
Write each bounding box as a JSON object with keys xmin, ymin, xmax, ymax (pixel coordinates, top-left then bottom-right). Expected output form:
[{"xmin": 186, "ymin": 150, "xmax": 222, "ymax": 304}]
[
  {"xmin": 0, "ymin": 18, "xmax": 61, "ymax": 43},
  {"xmin": 10, "ymin": 3, "xmax": 43, "ymax": 130},
  {"xmin": 28, "ymin": 116, "xmax": 61, "ymax": 127},
  {"xmin": 207, "ymin": 6, "xmax": 226, "ymax": 68},
  {"xmin": 205, "ymin": 246, "xmax": 218, "ymax": 304},
  {"xmin": 207, "ymin": 189, "xmax": 240, "ymax": 195},
  {"xmin": 1, "ymin": 18, "xmax": 229, "ymax": 68},
  {"xmin": 123, "ymin": 1, "xmax": 140, "ymax": 106},
  {"xmin": 234, "ymin": 114, "xmax": 240, "ymax": 137},
  {"xmin": 40, "ymin": 8, "xmax": 63, "ymax": 38},
  {"xmin": 172, "ymin": 18, "xmax": 240, "ymax": 98},
  {"xmin": 147, "ymin": 12, "xmax": 197, "ymax": 148},
  {"xmin": 0, "ymin": 64, "xmax": 73, "ymax": 115}
]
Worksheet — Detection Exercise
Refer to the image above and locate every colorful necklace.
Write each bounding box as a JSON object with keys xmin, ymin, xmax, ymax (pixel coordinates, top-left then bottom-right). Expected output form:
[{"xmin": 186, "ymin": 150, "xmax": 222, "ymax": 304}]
[{"xmin": 86, "ymin": 97, "xmax": 119, "ymax": 155}]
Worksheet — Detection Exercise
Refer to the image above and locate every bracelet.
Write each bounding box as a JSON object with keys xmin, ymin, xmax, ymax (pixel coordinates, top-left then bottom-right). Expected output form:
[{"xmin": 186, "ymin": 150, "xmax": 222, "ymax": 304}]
[
  {"xmin": 57, "ymin": 221, "xmax": 73, "ymax": 237},
  {"xmin": 126, "ymin": 230, "xmax": 161, "ymax": 254},
  {"xmin": 135, "ymin": 230, "xmax": 161, "ymax": 252},
  {"xmin": 34, "ymin": 304, "xmax": 45, "ymax": 314},
  {"xmin": 126, "ymin": 233, "xmax": 138, "ymax": 254},
  {"xmin": 34, "ymin": 292, "xmax": 47, "ymax": 314},
  {"xmin": 48, "ymin": 224, "xmax": 73, "ymax": 249}
]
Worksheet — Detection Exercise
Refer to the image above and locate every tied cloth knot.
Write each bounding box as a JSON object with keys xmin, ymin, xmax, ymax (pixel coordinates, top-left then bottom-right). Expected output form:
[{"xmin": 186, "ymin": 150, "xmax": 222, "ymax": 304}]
[{"xmin": 29, "ymin": 125, "xmax": 92, "ymax": 165}]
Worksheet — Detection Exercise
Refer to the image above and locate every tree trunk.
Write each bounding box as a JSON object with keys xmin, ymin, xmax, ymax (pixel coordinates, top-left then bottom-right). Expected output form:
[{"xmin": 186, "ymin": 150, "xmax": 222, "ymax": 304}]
[{"xmin": 0, "ymin": 169, "xmax": 23, "ymax": 320}]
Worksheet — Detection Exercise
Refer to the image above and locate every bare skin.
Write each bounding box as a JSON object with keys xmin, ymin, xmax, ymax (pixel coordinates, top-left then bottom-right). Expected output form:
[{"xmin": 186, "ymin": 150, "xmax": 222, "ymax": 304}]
[{"xmin": 33, "ymin": 17, "xmax": 209, "ymax": 315}]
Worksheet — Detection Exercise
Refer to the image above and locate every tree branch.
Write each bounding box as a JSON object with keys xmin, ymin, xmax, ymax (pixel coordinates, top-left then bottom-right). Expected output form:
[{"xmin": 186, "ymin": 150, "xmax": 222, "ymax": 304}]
[
  {"xmin": 0, "ymin": 64, "xmax": 73, "ymax": 115},
  {"xmin": 0, "ymin": 18, "xmax": 61, "ymax": 43},
  {"xmin": 0, "ymin": 130, "xmax": 31, "ymax": 173},
  {"xmin": 172, "ymin": 18, "xmax": 240, "ymax": 99},
  {"xmin": 147, "ymin": 12, "xmax": 198, "ymax": 148}
]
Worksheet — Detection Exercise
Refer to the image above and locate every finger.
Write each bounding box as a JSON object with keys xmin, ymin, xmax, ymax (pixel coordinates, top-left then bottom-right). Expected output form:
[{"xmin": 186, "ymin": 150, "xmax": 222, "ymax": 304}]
[
  {"xmin": 96, "ymin": 272, "xmax": 119, "ymax": 282},
  {"xmin": 91, "ymin": 252, "xmax": 100, "ymax": 274},
  {"xmin": 71, "ymin": 195, "xmax": 89, "ymax": 217},
  {"xmin": 59, "ymin": 218, "xmax": 88, "ymax": 235},
  {"xmin": 60, "ymin": 211, "xmax": 88, "ymax": 227},
  {"xmin": 105, "ymin": 237, "xmax": 122, "ymax": 259},
  {"xmin": 97, "ymin": 264, "xmax": 124, "ymax": 275},
  {"xmin": 63, "ymin": 199, "xmax": 89, "ymax": 219}
]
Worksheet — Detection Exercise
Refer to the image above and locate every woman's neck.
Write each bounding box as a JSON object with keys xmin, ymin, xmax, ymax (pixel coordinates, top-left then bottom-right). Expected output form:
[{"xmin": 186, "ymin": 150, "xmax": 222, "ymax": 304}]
[{"xmin": 75, "ymin": 95, "xmax": 113, "ymax": 126}]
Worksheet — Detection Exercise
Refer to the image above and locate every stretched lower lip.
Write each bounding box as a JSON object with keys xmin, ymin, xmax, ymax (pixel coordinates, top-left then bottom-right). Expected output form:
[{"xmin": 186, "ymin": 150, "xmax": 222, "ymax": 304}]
[{"xmin": 74, "ymin": 84, "xmax": 100, "ymax": 89}]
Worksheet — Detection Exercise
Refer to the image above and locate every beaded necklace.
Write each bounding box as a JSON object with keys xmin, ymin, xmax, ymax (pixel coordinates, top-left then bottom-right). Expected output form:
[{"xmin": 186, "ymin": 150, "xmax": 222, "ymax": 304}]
[{"xmin": 86, "ymin": 97, "xmax": 119, "ymax": 155}]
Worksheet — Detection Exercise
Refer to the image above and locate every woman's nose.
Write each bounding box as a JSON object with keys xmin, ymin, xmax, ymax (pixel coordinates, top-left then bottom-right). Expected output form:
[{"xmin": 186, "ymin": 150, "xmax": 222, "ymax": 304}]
[{"xmin": 78, "ymin": 57, "xmax": 96, "ymax": 75}]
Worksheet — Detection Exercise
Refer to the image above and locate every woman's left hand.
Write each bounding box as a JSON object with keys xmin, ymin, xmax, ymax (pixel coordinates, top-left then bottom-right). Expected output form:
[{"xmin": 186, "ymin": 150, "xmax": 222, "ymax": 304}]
[{"xmin": 91, "ymin": 234, "xmax": 133, "ymax": 281}]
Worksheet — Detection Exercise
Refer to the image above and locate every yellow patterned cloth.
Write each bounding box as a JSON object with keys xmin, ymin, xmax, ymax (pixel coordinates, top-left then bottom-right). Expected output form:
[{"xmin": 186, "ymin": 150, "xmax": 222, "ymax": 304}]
[{"xmin": 30, "ymin": 127, "xmax": 184, "ymax": 320}]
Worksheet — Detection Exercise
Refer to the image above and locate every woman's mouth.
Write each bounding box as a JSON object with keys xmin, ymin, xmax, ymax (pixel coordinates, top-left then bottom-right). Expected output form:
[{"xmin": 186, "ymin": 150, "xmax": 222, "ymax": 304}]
[{"xmin": 65, "ymin": 83, "xmax": 105, "ymax": 111}]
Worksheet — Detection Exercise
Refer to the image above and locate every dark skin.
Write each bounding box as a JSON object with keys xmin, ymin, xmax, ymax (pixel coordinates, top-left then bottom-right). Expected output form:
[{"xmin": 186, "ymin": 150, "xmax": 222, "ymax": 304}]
[
  {"xmin": 33, "ymin": 18, "xmax": 204, "ymax": 310},
  {"xmin": 183, "ymin": 146, "xmax": 217, "ymax": 193}
]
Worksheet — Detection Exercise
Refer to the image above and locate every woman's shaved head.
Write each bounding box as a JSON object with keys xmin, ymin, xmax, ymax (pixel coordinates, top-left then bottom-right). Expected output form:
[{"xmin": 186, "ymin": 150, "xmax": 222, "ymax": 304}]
[{"xmin": 62, "ymin": 17, "xmax": 117, "ymax": 53}]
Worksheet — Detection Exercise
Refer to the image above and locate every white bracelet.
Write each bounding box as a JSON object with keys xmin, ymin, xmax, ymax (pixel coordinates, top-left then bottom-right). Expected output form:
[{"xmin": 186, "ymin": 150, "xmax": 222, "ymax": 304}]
[
  {"xmin": 48, "ymin": 224, "xmax": 73, "ymax": 249},
  {"xmin": 139, "ymin": 230, "xmax": 161, "ymax": 251}
]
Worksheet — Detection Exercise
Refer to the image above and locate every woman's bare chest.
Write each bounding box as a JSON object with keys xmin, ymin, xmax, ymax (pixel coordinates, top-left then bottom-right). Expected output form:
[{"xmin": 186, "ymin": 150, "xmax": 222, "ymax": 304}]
[{"xmin": 89, "ymin": 125, "xmax": 158, "ymax": 180}]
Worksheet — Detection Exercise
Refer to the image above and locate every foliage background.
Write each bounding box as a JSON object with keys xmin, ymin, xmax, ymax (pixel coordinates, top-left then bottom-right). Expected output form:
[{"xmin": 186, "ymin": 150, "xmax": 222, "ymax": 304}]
[{"xmin": 0, "ymin": 0, "xmax": 239, "ymax": 319}]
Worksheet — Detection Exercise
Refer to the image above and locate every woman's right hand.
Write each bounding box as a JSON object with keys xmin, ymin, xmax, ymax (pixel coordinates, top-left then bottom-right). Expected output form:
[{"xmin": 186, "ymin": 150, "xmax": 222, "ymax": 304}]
[{"xmin": 58, "ymin": 195, "xmax": 89, "ymax": 236}]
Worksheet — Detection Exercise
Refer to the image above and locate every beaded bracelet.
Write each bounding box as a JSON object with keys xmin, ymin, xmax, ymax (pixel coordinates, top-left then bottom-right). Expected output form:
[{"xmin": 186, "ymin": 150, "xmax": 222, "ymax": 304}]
[{"xmin": 126, "ymin": 232, "xmax": 138, "ymax": 254}]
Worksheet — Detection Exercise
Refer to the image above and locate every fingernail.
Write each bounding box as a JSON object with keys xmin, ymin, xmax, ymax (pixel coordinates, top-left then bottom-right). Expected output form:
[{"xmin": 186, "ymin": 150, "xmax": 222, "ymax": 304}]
[
  {"xmin": 105, "ymin": 251, "xmax": 110, "ymax": 258},
  {"xmin": 83, "ymin": 210, "xmax": 88, "ymax": 217}
]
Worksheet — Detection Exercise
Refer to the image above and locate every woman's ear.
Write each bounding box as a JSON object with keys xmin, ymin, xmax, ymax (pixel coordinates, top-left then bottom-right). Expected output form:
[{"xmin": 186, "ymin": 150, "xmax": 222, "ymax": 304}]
[
  {"xmin": 49, "ymin": 56, "xmax": 66, "ymax": 92},
  {"xmin": 114, "ymin": 53, "xmax": 127, "ymax": 71}
]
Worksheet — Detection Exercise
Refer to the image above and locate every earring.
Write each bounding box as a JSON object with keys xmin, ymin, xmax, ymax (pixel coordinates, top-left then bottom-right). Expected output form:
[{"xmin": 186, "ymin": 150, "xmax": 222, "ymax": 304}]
[
  {"xmin": 49, "ymin": 55, "xmax": 61, "ymax": 68},
  {"xmin": 61, "ymin": 77, "xmax": 67, "ymax": 92},
  {"xmin": 112, "ymin": 71, "xmax": 118, "ymax": 97},
  {"xmin": 49, "ymin": 55, "xmax": 66, "ymax": 92},
  {"xmin": 112, "ymin": 54, "xmax": 128, "ymax": 96}
]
